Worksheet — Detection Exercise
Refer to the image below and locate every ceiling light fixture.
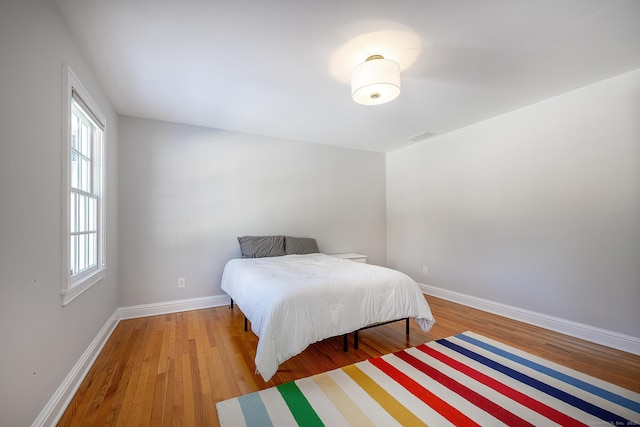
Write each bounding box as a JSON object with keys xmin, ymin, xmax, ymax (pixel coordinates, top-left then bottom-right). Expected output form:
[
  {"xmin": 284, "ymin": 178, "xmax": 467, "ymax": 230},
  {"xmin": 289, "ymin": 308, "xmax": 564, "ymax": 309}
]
[{"xmin": 351, "ymin": 54, "xmax": 401, "ymax": 106}]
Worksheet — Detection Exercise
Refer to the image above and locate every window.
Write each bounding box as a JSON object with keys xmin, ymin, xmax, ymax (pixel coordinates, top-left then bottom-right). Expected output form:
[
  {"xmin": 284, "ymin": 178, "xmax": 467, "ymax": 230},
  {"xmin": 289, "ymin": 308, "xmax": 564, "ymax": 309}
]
[{"xmin": 62, "ymin": 66, "xmax": 106, "ymax": 305}]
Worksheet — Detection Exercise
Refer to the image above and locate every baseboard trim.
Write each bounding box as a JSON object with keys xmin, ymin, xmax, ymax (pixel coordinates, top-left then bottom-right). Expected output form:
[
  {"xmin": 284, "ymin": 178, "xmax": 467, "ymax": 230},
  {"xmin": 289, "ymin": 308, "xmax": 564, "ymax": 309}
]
[
  {"xmin": 418, "ymin": 283, "xmax": 640, "ymax": 356},
  {"xmin": 32, "ymin": 311, "xmax": 120, "ymax": 427},
  {"xmin": 117, "ymin": 294, "xmax": 231, "ymax": 320}
]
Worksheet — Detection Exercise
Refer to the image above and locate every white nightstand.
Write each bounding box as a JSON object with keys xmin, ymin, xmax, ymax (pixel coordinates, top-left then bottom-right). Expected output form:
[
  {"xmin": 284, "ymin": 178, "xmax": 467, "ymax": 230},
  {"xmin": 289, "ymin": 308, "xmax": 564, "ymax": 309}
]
[{"xmin": 329, "ymin": 253, "xmax": 368, "ymax": 263}]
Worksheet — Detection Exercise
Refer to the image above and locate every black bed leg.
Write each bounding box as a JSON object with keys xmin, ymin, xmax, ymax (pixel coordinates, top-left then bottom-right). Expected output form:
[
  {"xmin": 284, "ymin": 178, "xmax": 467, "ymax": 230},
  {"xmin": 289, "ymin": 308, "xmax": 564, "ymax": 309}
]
[
  {"xmin": 406, "ymin": 318, "xmax": 410, "ymax": 335},
  {"xmin": 343, "ymin": 334, "xmax": 348, "ymax": 352},
  {"xmin": 244, "ymin": 316, "xmax": 248, "ymax": 332},
  {"xmin": 230, "ymin": 298, "xmax": 234, "ymax": 309},
  {"xmin": 354, "ymin": 330, "xmax": 359, "ymax": 350}
]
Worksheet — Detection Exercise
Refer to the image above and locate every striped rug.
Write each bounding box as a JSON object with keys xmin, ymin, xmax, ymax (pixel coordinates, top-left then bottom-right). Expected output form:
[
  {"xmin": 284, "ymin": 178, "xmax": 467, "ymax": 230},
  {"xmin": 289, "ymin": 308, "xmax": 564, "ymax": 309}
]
[{"xmin": 216, "ymin": 331, "xmax": 640, "ymax": 426}]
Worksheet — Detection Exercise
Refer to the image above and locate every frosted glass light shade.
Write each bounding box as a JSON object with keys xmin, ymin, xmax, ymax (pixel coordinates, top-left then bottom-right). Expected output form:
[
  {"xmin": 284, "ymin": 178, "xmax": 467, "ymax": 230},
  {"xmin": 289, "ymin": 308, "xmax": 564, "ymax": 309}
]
[{"xmin": 351, "ymin": 56, "xmax": 401, "ymax": 105}]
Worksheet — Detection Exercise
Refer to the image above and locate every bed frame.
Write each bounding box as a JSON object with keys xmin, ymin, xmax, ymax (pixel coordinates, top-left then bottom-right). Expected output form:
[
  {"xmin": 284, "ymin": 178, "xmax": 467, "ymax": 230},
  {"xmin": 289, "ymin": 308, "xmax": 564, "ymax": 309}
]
[{"xmin": 230, "ymin": 299, "xmax": 409, "ymax": 352}]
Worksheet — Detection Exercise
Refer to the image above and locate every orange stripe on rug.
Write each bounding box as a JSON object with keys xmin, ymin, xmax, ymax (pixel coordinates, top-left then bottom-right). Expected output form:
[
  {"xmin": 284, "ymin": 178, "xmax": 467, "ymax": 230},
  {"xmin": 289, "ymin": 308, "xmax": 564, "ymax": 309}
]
[{"xmin": 342, "ymin": 364, "xmax": 428, "ymax": 427}]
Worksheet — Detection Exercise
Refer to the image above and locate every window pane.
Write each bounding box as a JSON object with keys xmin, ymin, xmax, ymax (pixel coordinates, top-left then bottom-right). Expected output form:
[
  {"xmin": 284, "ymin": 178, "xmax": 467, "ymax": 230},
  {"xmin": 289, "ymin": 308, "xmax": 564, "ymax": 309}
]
[
  {"xmin": 80, "ymin": 157, "xmax": 90, "ymax": 192},
  {"xmin": 78, "ymin": 234, "xmax": 86, "ymax": 272},
  {"xmin": 78, "ymin": 194, "xmax": 86, "ymax": 232},
  {"xmin": 88, "ymin": 197, "xmax": 96, "ymax": 232},
  {"xmin": 70, "ymin": 193, "xmax": 76, "ymax": 233},
  {"xmin": 80, "ymin": 122, "xmax": 89, "ymax": 157},
  {"xmin": 70, "ymin": 150, "xmax": 77, "ymax": 189},
  {"xmin": 88, "ymin": 233, "xmax": 96, "ymax": 268},
  {"xmin": 77, "ymin": 153, "xmax": 83, "ymax": 190},
  {"xmin": 70, "ymin": 236, "xmax": 76, "ymax": 275},
  {"xmin": 71, "ymin": 112, "xmax": 79, "ymax": 150},
  {"xmin": 84, "ymin": 196, "xmax": 90, "ymax": 232}
]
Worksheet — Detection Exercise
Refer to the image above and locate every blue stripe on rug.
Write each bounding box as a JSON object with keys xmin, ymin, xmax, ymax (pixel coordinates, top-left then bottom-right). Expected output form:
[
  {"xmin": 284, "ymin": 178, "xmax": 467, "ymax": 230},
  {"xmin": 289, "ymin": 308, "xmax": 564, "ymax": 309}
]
[
  {"xmin": 238, "ymin": 392, "xmax": 274, "ymax": 427},
  {"xmin": 456, "ymin": 333, "xmax": 640, "ymax": 413},
  {"xmin": 438, "ymin": 336, "xmax": 631, "ymax": 425}
]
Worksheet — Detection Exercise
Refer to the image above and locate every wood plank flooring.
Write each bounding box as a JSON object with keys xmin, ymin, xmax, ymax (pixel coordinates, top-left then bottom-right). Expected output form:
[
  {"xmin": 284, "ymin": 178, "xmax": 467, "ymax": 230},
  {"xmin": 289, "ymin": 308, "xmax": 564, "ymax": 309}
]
[{"xmin": 58, "ymin": 295, "xmax": 640, "ymax": 426}]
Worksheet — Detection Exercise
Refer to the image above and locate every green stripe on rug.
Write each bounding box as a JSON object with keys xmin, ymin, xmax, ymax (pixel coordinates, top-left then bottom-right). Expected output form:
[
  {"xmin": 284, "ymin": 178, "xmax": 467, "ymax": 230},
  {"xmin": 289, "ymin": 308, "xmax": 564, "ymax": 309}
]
[{"xmin": 277, "ymin": 381, "xmax": 324, "ymax": 426}]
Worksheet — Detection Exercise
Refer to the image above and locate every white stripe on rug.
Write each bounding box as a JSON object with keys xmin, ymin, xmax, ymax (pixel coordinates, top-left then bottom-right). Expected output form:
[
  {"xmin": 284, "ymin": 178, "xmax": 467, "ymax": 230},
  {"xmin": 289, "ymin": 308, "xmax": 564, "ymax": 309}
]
[{"xmin": 447, "ymin": 333, "xmax": 638, "ymax": 422}]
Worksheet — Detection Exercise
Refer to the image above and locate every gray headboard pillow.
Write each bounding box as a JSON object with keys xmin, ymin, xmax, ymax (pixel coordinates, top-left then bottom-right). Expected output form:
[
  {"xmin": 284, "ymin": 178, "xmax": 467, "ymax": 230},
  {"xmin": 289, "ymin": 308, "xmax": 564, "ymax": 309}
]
[
  {"xmin": 237, "ymin": 235, "xmax": 286, "ymax": 258},
  {"xmin": 284, "ymin": 236, "xmax": 319, "ymax": 255}
]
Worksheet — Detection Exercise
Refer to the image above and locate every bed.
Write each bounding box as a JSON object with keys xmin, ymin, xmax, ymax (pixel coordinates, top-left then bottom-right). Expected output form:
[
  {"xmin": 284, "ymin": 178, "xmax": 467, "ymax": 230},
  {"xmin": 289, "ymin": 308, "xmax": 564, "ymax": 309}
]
[{"xmin": 221, "ymin": 236, "xmax": 435, "ymax": 382}]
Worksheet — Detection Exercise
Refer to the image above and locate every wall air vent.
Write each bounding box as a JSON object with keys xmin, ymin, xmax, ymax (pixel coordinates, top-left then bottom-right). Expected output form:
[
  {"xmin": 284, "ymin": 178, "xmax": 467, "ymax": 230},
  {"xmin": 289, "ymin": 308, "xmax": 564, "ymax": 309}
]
[{"xmin": 404, "ymin": 131, "xmax": 436, "ymax": 142}]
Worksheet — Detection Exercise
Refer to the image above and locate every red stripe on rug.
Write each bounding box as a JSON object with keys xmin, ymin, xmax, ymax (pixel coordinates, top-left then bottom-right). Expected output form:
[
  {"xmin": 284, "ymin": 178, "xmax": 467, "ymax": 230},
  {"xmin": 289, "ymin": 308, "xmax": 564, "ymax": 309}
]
[
  {"xmin": 395, "ymin": 350, "xmax": 535, "ymax": 427},
  {"xmin": 416, "ymin": 344, "xmax": 588, "ymax": 427},
  {"xmin": 369, "ymin": 357, "xmax": 481, "ymax": 427}
]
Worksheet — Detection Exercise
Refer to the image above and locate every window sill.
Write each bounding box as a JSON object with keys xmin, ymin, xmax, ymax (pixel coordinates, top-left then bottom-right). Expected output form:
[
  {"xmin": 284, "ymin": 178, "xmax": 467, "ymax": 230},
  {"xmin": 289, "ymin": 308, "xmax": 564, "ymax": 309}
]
[{"xmin": 61, "ymin": 268, "xmax": 106, "ymax": 306}]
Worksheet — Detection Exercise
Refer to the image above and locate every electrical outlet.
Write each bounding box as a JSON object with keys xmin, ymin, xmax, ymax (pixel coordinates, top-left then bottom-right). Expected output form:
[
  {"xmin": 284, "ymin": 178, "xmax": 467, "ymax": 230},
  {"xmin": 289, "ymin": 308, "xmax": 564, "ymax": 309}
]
[
  {"xmin": 178, "ymin": 277, "xmax": 186, "ymax": 288},
  {"xmin": 422, "ymin": 266, "xmax": 428, "ymax": 276}
]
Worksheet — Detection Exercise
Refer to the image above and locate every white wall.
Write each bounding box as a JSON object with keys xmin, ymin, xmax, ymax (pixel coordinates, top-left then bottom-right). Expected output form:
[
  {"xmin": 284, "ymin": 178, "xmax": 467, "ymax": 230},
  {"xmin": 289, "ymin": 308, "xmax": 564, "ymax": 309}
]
[
  {"xmin": 0, "ymin": 1, "xmax": 119, "ymax": 425},
  {"xmin": 387, "ymin": 69, "xmax": 640, "ymax": 338},
  {"xmin": 118, "ymin": 117, "xmax": 386, "ymax": 306}
]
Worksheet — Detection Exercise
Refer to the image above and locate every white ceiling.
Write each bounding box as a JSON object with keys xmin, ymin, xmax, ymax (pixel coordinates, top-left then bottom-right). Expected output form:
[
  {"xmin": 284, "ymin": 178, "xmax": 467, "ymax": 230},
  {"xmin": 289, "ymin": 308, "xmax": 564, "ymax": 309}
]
[{"xmin": 55, "ymin": 0, "xmax": 640, "ymax": 153}]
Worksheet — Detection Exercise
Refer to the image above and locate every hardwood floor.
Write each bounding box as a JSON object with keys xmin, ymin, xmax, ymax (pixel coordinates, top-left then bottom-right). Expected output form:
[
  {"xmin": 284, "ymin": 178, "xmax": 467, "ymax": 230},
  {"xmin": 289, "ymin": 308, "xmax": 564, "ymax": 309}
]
[{"xmin": 58, "ymin": 295, "xmax": 640, "ymax": 426}]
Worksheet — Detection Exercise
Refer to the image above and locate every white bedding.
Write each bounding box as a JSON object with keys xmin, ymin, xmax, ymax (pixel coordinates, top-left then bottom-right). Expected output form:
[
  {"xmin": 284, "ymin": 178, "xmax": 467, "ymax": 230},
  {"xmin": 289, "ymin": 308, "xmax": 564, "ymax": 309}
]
[{"xmin": 220, "ymin": 253, "xmax": 435, "ymax": 381}]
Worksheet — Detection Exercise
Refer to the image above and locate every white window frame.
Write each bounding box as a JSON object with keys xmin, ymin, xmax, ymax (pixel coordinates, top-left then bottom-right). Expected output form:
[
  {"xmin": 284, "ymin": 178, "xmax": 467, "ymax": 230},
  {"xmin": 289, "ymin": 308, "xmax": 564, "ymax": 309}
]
[{"xmin": 61, "ymin": 65, "xmax": 107, "ymax": 305}]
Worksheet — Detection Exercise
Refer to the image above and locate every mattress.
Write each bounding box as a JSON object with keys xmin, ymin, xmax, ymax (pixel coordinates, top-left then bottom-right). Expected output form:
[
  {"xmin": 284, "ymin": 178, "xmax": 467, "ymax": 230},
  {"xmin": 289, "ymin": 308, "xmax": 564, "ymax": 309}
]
[{"xmin": 221, "ymin": 253, "xmax": 435, "ymax": 381}]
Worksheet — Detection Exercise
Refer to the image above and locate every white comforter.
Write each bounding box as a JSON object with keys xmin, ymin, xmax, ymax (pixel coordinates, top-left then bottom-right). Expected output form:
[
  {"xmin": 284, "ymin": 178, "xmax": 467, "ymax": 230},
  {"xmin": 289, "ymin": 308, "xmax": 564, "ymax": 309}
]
[{"xmin": 220, "ymin": 253, "xmax": 435, "ymax": 381}]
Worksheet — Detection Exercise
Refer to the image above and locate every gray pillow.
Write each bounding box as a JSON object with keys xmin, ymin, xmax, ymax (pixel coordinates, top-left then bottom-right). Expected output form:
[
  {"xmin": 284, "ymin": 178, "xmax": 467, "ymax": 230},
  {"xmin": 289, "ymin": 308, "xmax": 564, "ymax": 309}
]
[
  {"xmin": 237, "ymin": 235, "xmax": 286, "ymax": 258},
  {"xmin": 284, "ymin": 236, "xmax": 319, "ymax": 255}
]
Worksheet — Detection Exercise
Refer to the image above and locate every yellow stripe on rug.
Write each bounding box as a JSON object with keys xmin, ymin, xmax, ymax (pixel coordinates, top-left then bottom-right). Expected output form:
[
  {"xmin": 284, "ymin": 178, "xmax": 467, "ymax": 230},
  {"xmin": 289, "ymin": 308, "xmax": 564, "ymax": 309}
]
[
  {"xmin": 312, "ymin": 372, "xmax": 376, "ymax": 427},
  {"xmin": 342, "ymin": 364, "xmax": 428, "ymax": 427}
]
